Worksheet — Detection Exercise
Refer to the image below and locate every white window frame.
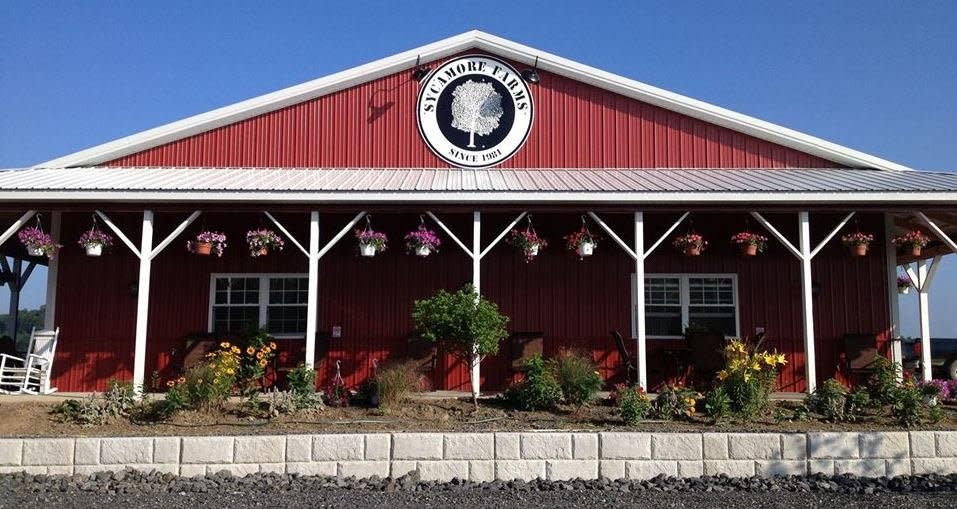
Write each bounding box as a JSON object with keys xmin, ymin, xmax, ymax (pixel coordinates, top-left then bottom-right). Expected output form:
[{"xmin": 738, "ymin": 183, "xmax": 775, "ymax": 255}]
[
  {"xmin": 208, "ymin": 273, "xmax": 309, "ymax": 339},
  {"xmin": 632, "ymin": 273, "xmax": 740, "ymax": 340}
]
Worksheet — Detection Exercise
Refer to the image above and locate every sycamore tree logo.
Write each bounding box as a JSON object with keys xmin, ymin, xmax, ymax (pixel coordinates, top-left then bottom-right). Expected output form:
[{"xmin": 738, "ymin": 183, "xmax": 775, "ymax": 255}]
[{"xmin": 450, "ymin": 79, "xmax": 504, "ymax": 148}]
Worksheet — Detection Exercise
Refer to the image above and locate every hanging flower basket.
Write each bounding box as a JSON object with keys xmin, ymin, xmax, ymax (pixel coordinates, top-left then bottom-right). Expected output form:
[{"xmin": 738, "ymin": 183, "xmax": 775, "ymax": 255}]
[
  {"xmin": 77, "ymin": 228, "xmax": 114, "ymax": 257},
  {"xmin": 187, "ymin": 231, "xmax": 226, "ymax": 257},
  {"xmin": 892, "ymin": 229, "xmax": 931, "ymax": 257},
  {"xmin": 897, "ymin": 274, "xmax": 912, "ymax": 295},
  {"xmin": 355, "ymin": 218, "xmax": 388, "ymax": 257},
  {"xmin": 730, "ymin": 232, "xmax": 767, "ymax": 256},
  {"xmin": 506, "ymin": 220, "xmax": 547, "ymax": 262},
  {"xmin": 404, "ymin": 225, "xmax": 440, "ymax": 257},
  {"xmin": 673, "ymin": 233, "xmax": 707, "ymax": 256},
  {"xmin": 564, "ymin": 226, "xmax": 599, "ymax": 259},
  {"xmin": 18, "ymin": 225, "xmax": 61, "ymax": 259},
  {"xmin": 246, "ymin": 229, "xmax": 284, "ymax": 257},
  {"xmin": 840, "ymin": 232, "xmax": 874, "ymax": 257}
]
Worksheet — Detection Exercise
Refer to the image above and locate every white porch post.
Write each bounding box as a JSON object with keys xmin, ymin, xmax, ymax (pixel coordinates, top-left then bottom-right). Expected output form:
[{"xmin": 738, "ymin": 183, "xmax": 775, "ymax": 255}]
[
  {"xmin": 305, "ymin": 211, "xmax": 320, "ymax": 368},
  {"xmin": 132, "ymin": 210, "xmax": 154, "ymax": 392},
  {"xmin": 634, "ymin": 212, "xmax": 647, "ymax": 389},
  {"xmin": 471, "ymin": 211, "xmax": 482, "ymax": 400},
  {"xmin": 797, "ymin": 211, "xmax": 817, "ymax": 393},
  {"xmin": 884, "ymin": 213, "xmax": 902, "ymax": 369},
  {"xmin": 44, "ymin": 211, "xmax": 61, "ymax": 330},
  {"xmin": 916, "ymin": 257, "xmax": 940, "ymax": 381}
]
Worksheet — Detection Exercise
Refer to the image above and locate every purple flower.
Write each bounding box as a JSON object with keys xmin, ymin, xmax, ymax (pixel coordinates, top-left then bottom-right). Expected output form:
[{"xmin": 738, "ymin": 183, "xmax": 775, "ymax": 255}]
[
  {"xmin": 77, "ymin": 229, "xmax": 114, "ymax": 248},
  {"xmin": 246, "ymin": 229, "xmax": 284, "ymax": 257},
  {"xmin": 187, "ymin": 231, "xmax": 227, "ymax": 257},
  {"xmin": 404, "ymin": 226, "xmax": 441, "ymax": 253},
  {"xmin": 18, "ymin": 226, "xmax": 61, "ymax": 258},
  {"xmin": 355, "ymin": 229, "xmax": 388, "ymax": 253}
]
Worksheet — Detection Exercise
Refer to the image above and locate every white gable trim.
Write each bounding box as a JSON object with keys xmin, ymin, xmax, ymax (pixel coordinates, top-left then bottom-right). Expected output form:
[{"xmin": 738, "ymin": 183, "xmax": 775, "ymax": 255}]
[{"xmin": 37, "ymin": 30, "xmax": 911, "ymax": 172}]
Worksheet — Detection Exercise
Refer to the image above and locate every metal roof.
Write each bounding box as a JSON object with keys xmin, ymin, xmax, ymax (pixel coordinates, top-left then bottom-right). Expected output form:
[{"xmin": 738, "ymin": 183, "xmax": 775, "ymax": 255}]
[{"xmin": 0, "ymin": 167, "xmax": 955, "ymax": 204}]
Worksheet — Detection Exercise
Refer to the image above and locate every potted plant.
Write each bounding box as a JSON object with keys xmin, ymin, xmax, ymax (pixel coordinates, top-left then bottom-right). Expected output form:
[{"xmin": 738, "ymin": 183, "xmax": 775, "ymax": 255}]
[
  {"xmin": 841, "ymin": 231, "xmax": 874, "ymax": 256},
  {"xmin": 507, "ymin": 224, "xmax": 547, "ymax": 262},
  {"xmin": 897, "ymin": 274, "xmax": 913, "ymax": 294},
  {"xmin": 918, "ymin": 380, "xmax": 943, "ymax": 407},
  {"xmin": 246, "ymin": 229, "xmax": 284, "ymax": 257},
  {"xmin": 893, "ymin": 229, "xmax": 931, "ymax": 257},
  {"xmin": 564, "ymin": 227, "xmax": 598, "ymax": 258},
  {"xmin": 730, "ymin": 232, "xmax": 767, "ymax": 256},
  {"xmin": 187, "ymin": 231, "xmax": 227, "ymax": 257},
  {"xmin": 77, "ymin": 228, "xmax": 114, "ymax": 257},
  {"xmin": 355, "ymin": 227, "xmax": 388, "ymax": 257},
  {"xmin": 17, "ymin": 226, "xmax": 61, "ymax": 258},
  {"xmin": 404, "ymin": 225, "xmax": 441, "ymax": 257},
  {"xmin": 673, "ymin": 233, "xmax": 707, "ymax": 256}
]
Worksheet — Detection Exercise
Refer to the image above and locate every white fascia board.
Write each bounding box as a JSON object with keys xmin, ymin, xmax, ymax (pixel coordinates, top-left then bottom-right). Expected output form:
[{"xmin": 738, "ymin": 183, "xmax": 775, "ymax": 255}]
[
  {"xmin": 36, "ymin": 31, "xmax": 912, "ymax": 173},
  {"xmin": 0, "ymin": 190, "xmax": 953, "ymax": 204}
]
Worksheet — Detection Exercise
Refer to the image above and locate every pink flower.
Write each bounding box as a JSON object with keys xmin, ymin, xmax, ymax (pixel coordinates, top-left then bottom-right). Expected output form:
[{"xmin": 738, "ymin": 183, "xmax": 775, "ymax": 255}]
[{"xmin": 404, "ymin": 226, "xmax": 441, "ymax": 253}]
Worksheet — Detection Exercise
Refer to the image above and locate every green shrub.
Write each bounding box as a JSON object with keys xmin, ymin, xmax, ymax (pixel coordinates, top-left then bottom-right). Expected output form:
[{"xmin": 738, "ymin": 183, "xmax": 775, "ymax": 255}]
[
  {"xmin": 551, "ymin": 352, "xmax": 603, "ymax": 411},
  {"xmin": 867, "ymin": 357, "xmax": 900, "ymax": 407},
  {"xmin": 161, "ymin": 346, "xmax": 238, "ymax": 415},
  {"xmin": 51, "ymin": 380, "xmax": 138, "ymax": 426},
  {"xmin": 703, "ymin": 386, "xmax": 731, "ymax": 421},
  {"xmin": 891, "ymin": 381, "xmax": 924, "ymax": 427},
  {"xmin": 412, "ymin": 284, "xmax": 509, "ymax": 406},
  {"xmin": 845, "ymin": 388, "xmax": 870, "ymax": 422},
  {"xmin": 236, "ymin": 330, "xmax": 278, "ymax": 398},
  {"xmin": 287, "ymin": 364, "xmax": 318, "ymax": 395},
  {"xmin": 506, "ymin": 354, "xmax": 562, "ymax": 411},
  {"xmin": 808, "ymin": 378, "xmax": 848, "ymax": 422},
  {"xmin": 613, "ymin": 384, "xmax": 651, "ymax": 426},
  {"xmin": 652, "ymin": 384, "xmax": 698, "ymax": 420}
]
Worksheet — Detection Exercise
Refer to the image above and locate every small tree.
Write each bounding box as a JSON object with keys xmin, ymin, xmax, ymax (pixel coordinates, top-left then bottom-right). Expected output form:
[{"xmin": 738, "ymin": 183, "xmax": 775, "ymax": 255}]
[{"xmin": 412, "ymin": 284, "xmax": 509, "ymax": 406}]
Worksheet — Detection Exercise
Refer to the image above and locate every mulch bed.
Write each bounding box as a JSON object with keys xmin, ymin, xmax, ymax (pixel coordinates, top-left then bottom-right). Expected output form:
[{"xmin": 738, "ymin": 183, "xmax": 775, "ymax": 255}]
[{"xmin": 1, "ymin": 397, "xmax": 956, "ymax": 437}]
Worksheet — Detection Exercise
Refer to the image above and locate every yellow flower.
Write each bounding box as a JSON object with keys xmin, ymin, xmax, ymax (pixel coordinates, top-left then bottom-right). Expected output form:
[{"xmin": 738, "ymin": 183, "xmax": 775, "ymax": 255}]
[
  {"xmin": 717, "ymin": 370, "xmax": 729, "ymax": 381},
  {"xmin": 259, "ymin": 359, "xmax": 267, "ymax": 367},
  {"xmin": 231, "ymin": 346, "xmax": 240, "ymax": 354},
  {"xmin": 246, "ymin": 346, "xmax": 255, "ymax": 355},
  {"xmin": 776, "ymin": 354, "xmax": 787, "ymax": 365},
  {"xmin": 220, "ymin": 341, "xmax": 230, "ymax": 348},
  {"xmin": 256, "ymin": 352, "xmax": 264, "ymax": 359},
  {"xmin": 166, "ymin": 381, "xmax": 175, "ymax": 387},
  {"xmin": 751, "ymin": 362, "xmax": 762, "ymax": 371},
  {"xmin": 226, "ymin": 368, "xmax": 235, "ymax": 375},
  {"xmin": 268, "ymin": 342, "xmax": 277, "ymax": 350}
]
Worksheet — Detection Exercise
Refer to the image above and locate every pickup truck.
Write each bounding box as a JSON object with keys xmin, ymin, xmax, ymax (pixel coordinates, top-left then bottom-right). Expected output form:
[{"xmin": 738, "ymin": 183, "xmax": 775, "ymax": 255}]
[{"xmin": 902, "ymin": 337, "xmax": 957, "ymax": 379}]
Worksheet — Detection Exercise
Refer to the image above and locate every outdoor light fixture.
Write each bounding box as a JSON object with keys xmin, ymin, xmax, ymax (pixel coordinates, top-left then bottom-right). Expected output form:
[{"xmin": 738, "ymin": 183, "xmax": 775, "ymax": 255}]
[
  {"xmin": 411, "ymin": 55, "xmax": 431, "ymax": 82},
  {"xmin": 521, "ymin": 56, "xmax": 541, "ymax": 84}
]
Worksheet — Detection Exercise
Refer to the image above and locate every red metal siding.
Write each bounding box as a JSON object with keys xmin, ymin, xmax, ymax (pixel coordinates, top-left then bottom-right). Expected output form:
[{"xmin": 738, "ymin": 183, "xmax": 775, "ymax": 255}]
[
  {"xmin": 51, "ymin": 210, "xmax": 888, "ymax": 393},
  {"xmin": 105, "ymin": 53, "xmax": 835, "ymax": 169}
]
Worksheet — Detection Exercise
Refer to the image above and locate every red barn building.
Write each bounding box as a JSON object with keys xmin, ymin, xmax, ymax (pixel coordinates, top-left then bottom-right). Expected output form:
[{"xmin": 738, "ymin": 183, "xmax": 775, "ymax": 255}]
[{"xmin": 2, "ymin": 31, "xmax": 955, "ymax": 395}]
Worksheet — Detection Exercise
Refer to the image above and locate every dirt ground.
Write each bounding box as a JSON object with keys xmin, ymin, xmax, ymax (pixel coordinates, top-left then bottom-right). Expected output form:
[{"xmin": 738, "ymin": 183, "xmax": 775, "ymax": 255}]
[{"xmin": 1, "ymin": 397, "xmax": 956, "ymax": 437}]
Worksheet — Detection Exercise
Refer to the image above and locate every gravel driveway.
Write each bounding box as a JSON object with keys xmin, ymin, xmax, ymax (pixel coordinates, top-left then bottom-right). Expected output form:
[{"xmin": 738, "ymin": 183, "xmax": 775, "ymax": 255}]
[{"xmin": 1, "ymin": 471, "xmax": 955, "ymax": 508}]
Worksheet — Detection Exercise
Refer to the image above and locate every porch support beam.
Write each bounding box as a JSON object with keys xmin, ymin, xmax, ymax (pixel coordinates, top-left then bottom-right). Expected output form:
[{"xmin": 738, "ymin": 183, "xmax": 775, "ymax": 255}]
[
  {"xmin": 797, "ymin": 211, "xmax": 817, "ymax": 393},
  {"xmin": 588, "ymin": 212, "xmax": 637, "ymax": 261},
  {"xmin": 644, "ymin": 212, "xmax": 690, "ymax": 259},
  {"xmin": 884, "ymin": 214, "xmax": 902, "ymax": 371},
  {"xmin": 132, "ymin": 210, "xmax": 154, "ymax": 394},
  {"xmin": 95, "ymin": 210, "xmax": 141, "ymax": 258},
  {"xmin": 0, "ymin": 210, "xmax": 37, "ymax": 246},
  {"xmin": 264, "ymin": 211, "xmax": 308, "ymax": 257},
  {"xmin": 750, "ymin": 212, "xmax": 801, "ymax": 260},
  {"xmin": 426, "ymin": 211, "xmax": 471, "ymax": 257},
  {"xmin": 148, "ymin": 211, "xmax": 201, "ymax": 260},
  {"xmin": 634, "ymin": 211, "xmax": 647, "ymax": 389},
  {"xmin": 44, "ymin": 212, "xmax": 61, "ymax": 330},
  {"xmin": 471, "ymin": 211, "xmax": 482, "ymax": 401},
  {"xmin": 305, "ymin": 211, "xmax": 319, "ymax": 368},
  {"xmin": 917, "ymin": 211, "xmax": 957, "ymax": 253},
  {"xmin": 316, "ymin": 212, "xmax": 366, "ymax": 260},
  {"xmin": 479, "ymin": 211, "xmax": 527, "ymax": 259},
  {"xmin": 810, "ymin": 212, "xmax": 855, "ymax": 259}
]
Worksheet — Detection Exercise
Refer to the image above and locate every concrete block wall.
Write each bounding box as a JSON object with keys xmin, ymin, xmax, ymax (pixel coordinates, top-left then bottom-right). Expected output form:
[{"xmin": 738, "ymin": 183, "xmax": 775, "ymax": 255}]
[{"xmin": 0, "ymin": 431, "xmax": 955, "ymax": 480}]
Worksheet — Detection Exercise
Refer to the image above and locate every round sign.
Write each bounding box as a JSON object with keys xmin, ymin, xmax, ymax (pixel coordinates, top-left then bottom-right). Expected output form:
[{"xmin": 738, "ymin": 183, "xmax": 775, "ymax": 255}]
[{"xmin": 416, "ymin": 55, "xmax": 534, "ymax": 169}]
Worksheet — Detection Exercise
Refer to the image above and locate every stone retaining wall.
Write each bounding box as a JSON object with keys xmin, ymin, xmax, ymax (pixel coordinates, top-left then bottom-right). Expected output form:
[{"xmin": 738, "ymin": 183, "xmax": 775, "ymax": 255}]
[{"xmin": 1, "ymin": 431, "xmax": 956, "ymax": 480}]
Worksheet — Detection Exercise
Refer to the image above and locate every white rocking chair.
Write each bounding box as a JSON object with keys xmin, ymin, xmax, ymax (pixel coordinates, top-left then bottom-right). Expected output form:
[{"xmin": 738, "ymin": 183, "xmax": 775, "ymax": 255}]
[{"xmin": 0, "ymin": 327, "xmax": 60, "ymax": 395}]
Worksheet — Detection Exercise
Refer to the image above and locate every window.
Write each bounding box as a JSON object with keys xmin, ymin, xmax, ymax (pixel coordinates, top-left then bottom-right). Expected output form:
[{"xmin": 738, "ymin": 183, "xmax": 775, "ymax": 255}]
[
  {"xmin": 632, "ymin": 274, "xmax": 739, "ymax": 338},
  {"xmin": 210, "ymin": 274, "xmax": 308, "ymax": 337}
]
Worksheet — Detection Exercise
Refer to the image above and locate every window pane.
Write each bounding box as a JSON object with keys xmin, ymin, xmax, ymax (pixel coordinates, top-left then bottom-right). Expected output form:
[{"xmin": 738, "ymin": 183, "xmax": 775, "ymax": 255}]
[
  {"xmin": 646, "ymin": 305, "xmax": 682, "ymax": 336},
  {"xmin": 688, "ymin": 305, "xmax": 736, "ymax": 336},
  {"xmin": 689, "ymin": 277, "xmax": 734, "ymax": 305},
  {"xmin": 645, "ymin": 277, "xmax": 680, "ymax": 305},
  {"xmin": 269, "ymin": 277, "xmax": 308, "ymax": 305},
  {"xmin": 212, "ymin": 305, "xmax": 259, "ymax": 335},
  {"xmin": 267, "ymin": 305, "xmax": 307, "ymax": 335}
]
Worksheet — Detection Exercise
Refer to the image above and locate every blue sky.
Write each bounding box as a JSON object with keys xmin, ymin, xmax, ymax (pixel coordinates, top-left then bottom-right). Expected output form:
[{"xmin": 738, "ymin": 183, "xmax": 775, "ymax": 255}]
[{"xmin": 1, "ymin": 1, "xmax": 955, "ymax": 337}]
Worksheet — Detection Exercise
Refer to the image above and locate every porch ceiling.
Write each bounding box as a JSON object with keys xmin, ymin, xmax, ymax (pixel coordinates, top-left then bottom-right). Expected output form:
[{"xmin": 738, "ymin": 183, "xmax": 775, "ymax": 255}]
[{"xmin": 1, "ymin": 167, "xmax": 956, "ymax": 204}]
